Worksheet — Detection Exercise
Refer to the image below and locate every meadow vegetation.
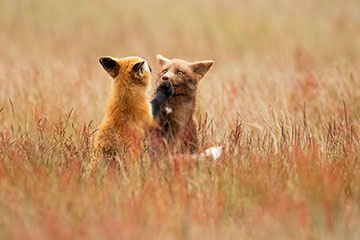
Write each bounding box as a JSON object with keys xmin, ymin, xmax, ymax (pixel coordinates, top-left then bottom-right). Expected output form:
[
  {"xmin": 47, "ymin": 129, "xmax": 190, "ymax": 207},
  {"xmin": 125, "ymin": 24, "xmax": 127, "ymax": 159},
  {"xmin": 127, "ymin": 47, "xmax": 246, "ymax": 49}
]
[{"xmin": 1, "ymin": 0, "xmax": 360, "ymax": 239}]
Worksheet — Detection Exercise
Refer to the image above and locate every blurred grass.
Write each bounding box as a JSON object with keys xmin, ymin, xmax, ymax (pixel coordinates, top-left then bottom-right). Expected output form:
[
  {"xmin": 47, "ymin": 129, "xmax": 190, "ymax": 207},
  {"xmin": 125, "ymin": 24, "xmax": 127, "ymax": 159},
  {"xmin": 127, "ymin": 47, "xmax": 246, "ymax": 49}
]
[{"xmin": 1, "ymin": 0, "xmax": 360, "ymax": 239}]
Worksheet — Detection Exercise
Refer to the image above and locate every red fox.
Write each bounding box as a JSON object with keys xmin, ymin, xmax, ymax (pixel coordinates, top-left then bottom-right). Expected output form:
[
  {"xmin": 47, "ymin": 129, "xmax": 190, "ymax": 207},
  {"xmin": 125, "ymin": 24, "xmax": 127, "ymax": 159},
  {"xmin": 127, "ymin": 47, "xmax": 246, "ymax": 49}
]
[
  {"xmin": 93, "ymin": 56, "xmax": 172, "ymax": 159},
  {"xmin": 151, "ymin": 54, "xmax": 213, "ymax": 153}
]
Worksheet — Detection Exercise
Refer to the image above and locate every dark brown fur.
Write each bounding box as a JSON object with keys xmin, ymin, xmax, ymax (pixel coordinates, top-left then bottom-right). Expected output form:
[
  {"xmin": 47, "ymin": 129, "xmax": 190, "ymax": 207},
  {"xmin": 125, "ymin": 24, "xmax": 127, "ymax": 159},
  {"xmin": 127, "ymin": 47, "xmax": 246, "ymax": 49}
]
[{"xmin": 150, "ymin": 54, "xmax": 213, "ymax": 153}]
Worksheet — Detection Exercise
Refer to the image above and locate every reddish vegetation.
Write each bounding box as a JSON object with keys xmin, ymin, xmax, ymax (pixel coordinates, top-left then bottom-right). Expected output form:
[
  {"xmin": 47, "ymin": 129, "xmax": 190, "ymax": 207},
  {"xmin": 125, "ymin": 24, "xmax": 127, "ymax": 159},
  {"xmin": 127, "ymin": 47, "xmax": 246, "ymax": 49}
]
[{"xmin": 1, "ymin": 0, "xmax": 360, "ymax": 239}]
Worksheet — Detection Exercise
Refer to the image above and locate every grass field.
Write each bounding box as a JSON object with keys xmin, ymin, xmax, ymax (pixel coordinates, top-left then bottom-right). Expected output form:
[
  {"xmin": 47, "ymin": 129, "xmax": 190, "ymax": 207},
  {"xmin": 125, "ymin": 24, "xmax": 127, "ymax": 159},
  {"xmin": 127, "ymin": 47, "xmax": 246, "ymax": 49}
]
[{"xmin": 1, "ymin": 0, "xmax": 360, "ymax": 239}]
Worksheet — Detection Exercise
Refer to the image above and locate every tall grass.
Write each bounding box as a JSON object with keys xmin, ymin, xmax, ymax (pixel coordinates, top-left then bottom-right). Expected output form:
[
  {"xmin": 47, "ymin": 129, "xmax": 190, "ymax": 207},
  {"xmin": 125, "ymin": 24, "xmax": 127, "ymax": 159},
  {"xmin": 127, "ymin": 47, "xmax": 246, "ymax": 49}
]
[{"xmin": 1, "ymin": 0, "xmax": 360, "ymax": 239}]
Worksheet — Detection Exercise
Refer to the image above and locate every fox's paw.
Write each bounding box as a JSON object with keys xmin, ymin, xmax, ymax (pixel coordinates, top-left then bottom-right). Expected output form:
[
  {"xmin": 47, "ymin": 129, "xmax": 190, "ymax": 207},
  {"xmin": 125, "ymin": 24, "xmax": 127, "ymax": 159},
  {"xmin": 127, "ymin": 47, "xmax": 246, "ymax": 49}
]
[{"xmin": 151, "ymin": 82, "xmax": 173, "ymax": 118}]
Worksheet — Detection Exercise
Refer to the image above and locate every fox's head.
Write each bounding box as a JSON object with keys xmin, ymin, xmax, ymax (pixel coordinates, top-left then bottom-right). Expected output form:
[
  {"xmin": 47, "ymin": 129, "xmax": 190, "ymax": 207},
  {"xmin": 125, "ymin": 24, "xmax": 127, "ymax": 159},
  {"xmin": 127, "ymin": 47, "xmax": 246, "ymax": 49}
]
[
  {"xmin": 155, "ymin": 54, "xmax": 213, "ymax": 96},
  {"xmin": 99, "ymin": 56, "xmax": 152, "ymax": 87}
]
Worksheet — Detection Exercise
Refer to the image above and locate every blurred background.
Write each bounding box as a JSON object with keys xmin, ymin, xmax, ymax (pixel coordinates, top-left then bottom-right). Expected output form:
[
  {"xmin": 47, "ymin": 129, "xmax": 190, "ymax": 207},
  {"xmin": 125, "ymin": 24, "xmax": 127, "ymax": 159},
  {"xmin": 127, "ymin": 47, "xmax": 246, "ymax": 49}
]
[{"xmin": 1, "ymin": 0, "xmax": 360, "ymax": 130}]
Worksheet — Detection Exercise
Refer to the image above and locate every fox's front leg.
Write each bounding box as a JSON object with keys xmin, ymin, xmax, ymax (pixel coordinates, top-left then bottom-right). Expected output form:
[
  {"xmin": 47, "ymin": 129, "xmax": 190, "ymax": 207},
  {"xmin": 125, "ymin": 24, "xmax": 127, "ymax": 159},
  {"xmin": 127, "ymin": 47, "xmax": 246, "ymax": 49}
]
[{"xmin": 151, "ymin": 81, "xmax": 173, "ymax": 118}]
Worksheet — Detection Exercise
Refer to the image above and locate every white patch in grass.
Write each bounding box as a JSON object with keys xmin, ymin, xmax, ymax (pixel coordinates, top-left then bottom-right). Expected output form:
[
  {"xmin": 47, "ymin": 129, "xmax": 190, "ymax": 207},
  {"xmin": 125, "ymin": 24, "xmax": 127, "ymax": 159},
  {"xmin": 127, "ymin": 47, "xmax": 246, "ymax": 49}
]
[
  {"xmin": 196, "ymin": 146, "xmax": 223, "ymax": 161},
  {"xmin": 204, "ymin": 146, "xmax": 223, "ymax": 161}
]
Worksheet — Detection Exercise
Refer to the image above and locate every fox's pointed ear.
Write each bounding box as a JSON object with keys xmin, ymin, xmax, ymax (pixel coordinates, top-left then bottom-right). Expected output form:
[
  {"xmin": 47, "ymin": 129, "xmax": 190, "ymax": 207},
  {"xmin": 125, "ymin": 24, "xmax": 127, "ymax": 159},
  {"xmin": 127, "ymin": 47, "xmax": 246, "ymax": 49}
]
[
  {"xmin": 99, "ymin": 56, "xmax": 120, "ymax": 78},
  {"xmin": 156, "ymin": 54, "xmax": 171, "ymax": 67},
  {"xmin": 189, "ymin": 60, "xmax": 214, "ymax": 80},
  {"xmin": 132, "ymin": 61, "xmax": 146, "ymax": 77}
]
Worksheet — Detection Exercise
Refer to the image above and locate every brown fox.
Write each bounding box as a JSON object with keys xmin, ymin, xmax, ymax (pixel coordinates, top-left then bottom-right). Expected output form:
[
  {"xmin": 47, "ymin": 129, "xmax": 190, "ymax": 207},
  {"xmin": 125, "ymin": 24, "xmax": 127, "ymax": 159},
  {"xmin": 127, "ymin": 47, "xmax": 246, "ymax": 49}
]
[
  {"xmin": 93, "ymin": 56, "xmax": 172, "ymax": 159},
  {"xmin": 151, "ymin": 54, "xmax": 213, "ymax": 153}
]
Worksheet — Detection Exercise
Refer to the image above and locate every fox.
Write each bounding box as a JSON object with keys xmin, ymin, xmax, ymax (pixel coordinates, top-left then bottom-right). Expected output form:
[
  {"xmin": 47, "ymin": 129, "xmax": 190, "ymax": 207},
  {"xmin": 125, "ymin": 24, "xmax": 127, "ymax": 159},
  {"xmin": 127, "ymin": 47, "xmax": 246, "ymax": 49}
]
[
  {"xmin": 93, "ymin": 56, "xmax": 172, "ymax": 159},
  {"xmin": 150, "ymin": 54, "xmax": 213, "ymax": 153}
]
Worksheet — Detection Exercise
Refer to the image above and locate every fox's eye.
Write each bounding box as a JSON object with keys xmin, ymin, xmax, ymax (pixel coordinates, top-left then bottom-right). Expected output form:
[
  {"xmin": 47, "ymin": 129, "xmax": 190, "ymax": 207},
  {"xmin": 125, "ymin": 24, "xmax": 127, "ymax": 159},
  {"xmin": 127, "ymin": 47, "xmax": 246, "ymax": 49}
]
[
  {"xmin": 177, "ymin": 71, "xmax": 183, "ymax": 75},
  {"xmin": 162, "ymin": 70, "xmax": 167, "ymax": 74}
]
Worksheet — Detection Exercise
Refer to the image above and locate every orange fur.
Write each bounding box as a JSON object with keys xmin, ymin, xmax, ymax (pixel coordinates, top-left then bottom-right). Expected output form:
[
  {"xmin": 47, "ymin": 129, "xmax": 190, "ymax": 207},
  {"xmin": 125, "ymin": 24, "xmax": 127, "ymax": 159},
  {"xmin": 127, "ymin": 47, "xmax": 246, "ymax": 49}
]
[{"xmin": 93, "ymin": 56, "xmax": 152, "ymax": 159}]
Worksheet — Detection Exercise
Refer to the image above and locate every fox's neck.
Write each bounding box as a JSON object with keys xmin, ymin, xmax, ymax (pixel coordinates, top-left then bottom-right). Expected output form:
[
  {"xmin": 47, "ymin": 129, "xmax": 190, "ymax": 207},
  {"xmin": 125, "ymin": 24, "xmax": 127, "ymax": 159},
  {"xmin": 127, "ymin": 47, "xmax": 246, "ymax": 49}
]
[
  {"xmin": 105, "ymin": 85, "xmax": 149, "ymax": 122},
  {"xmin": 171, "ymin": 93, "xmax": 196, "ymax": 108}
]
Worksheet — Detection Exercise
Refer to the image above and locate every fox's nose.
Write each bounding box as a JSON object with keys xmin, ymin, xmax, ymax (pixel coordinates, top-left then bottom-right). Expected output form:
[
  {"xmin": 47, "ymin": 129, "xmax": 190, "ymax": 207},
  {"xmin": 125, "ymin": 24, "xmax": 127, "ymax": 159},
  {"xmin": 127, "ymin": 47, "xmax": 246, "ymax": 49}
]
[{"xmin": 162, "ymin": 76, "xmax": 169, "ymax": 81}]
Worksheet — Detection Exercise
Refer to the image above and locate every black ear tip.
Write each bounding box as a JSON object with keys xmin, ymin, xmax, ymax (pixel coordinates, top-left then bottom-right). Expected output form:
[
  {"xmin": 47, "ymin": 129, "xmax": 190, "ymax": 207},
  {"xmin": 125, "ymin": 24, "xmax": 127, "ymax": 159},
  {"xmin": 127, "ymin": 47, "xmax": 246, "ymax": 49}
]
[
  {"xmin": 99, "ymin": 57, "xmax": 116, "ymax": 69},
  {"xmin": 132, "ymin": 60, "xmax": 146, "ymax": 72},
  {"xmin": 98, "ymin": 58, "xmax": 103, "ymax": 67}
]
